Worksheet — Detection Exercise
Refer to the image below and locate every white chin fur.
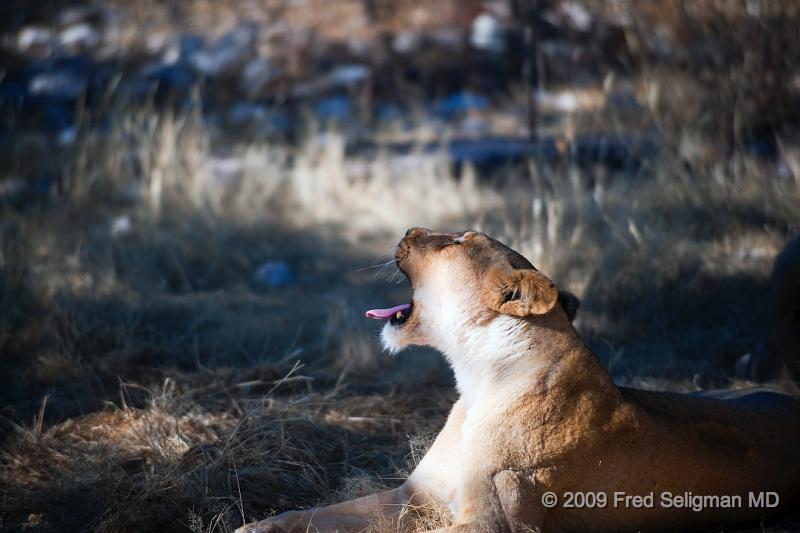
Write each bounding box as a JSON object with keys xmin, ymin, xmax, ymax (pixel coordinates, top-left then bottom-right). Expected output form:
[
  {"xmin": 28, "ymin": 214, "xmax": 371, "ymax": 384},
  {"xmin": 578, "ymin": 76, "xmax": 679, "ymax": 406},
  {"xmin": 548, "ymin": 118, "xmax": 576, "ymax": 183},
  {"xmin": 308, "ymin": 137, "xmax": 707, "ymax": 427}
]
[{"xmin": 380, "ymin": 322, "xmax": 408, "ymax": 355}]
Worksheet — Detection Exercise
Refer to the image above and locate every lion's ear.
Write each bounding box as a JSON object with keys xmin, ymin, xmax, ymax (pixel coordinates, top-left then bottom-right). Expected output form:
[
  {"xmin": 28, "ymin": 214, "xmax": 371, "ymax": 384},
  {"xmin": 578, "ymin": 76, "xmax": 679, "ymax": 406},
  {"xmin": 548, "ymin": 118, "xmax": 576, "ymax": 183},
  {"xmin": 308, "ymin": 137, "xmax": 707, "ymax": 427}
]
[
  {"xmin": 558, "ymin": 290, "xmax": 580, "ymax": 323},
  {"xmin": 490, "ymin": 268, "xmax": 558, "ymax": 317}
]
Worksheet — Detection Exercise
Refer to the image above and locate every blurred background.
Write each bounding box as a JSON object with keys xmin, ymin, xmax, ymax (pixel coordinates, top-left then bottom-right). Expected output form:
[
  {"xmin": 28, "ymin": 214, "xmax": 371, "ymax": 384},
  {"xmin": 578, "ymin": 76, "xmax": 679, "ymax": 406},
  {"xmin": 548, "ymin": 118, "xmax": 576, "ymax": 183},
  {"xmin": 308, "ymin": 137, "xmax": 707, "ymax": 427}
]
[{"xmin": 1, "ymin": 1, "xmax": 799, "ymax": 531}]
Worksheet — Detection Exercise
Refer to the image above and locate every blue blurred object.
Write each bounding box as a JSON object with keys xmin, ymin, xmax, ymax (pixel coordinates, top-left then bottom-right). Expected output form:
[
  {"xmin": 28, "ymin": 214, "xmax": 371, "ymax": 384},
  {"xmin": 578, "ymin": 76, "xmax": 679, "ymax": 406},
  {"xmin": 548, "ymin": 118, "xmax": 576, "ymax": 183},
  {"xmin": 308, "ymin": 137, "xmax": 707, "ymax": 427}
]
[
  {"xmin": 34, "ymin": 176, "xmax": 54, "ymax": 195},
  {"xmin": 435, "ymin": 91, "xmax": 488, "ymax": 118},
  {"xmin": 313, "ymin": 95, "xmax": 351, "ymax": 122},
  {"xmin": 376, "ymin": 102, "xmax": 406, "ymax": 123},
  {"xmin": 327, "ymin": 64, "xmax": 370, "ymax": 87},
  {"xmin": 179, "ymin": 35, "xmax": 205, "ymax": 59},
  {"xmin": 744, "ymin": 139, "xmax": 776, "ymax": 158},
  {"xmin": 43, "ymin": 102, "xmax": 75, "ymax": 132},
  {"xmin": 29, "ymin": 70, "xmax": 86, "ymax": 100},
  {"xmin": 143, "ymin": 62, "xmax": 198, "ymax": 95},
  {"xmin": 227, "ymin": 103, "xmax": 290, "ymax": 135},
  {"xmin": 190, "ymin": 23, "xmax": 257, "ymax": 77},
  {"xmin": 0, "ymin": 81, "xmax": 28, "ymax": 105},
  {"xmin": 253, "ymin": 260, "xmax": 294, "ymax": 287},
  {"xmin": 228, "ymin": 101, "xmax": 268, "ymax": 126},
  {"xmin": 267, "ymin": 109, "xmax": 290, "ymax": 135}
]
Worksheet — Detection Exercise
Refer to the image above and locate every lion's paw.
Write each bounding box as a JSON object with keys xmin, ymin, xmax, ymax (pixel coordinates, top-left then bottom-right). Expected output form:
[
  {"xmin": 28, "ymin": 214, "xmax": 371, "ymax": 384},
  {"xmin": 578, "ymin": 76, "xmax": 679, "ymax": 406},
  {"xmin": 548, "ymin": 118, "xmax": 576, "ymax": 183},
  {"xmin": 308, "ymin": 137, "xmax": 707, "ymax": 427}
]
[{"xmin": 235, "ymin": 511, "xmax": 301, "ymax": 533}]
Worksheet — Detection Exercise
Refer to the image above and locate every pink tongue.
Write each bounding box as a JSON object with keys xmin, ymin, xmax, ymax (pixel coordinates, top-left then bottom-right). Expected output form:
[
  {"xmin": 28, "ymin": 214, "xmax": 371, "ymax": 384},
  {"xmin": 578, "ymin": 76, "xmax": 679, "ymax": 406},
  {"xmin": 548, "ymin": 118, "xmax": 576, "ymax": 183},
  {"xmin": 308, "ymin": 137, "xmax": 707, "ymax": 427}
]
[{"xmin": 365, "ymin": 303, "xmax": 411, "ymax": 320}]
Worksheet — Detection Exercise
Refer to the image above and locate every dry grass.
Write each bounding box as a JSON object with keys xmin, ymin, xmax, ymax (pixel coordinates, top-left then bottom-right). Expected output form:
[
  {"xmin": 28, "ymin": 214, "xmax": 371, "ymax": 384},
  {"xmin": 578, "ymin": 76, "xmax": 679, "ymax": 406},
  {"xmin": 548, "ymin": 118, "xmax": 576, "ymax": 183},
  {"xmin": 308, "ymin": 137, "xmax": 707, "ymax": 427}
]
[
  {"xmin": 2, "ymin": 104, "xmax": 799, "ymax": 531},
  {"xmin": 1, "ymin": 364, "xmax": 453, "ymax": 532}
]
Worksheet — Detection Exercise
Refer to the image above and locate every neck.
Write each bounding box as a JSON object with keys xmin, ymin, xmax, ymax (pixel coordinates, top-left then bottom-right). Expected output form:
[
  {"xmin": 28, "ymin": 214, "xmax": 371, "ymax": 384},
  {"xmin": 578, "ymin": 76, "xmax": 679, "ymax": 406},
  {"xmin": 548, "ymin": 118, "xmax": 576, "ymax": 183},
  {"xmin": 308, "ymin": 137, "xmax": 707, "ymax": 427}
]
[{"xmin": 441, "ymin": 311, "xmax": 615, "ymax": 407}]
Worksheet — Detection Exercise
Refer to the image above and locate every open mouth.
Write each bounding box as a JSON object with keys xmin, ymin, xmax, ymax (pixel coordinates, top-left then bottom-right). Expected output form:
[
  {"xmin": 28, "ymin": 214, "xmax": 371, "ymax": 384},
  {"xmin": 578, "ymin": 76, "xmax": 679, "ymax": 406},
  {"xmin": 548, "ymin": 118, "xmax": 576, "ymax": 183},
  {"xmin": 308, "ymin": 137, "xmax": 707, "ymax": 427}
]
[
  {"xmin": 366, "ymin": 254, "xmax": 413, "ymax": 325},
  {"xmin": 365, "ymin": 303, "xmax": 412, "ymax": 325}
]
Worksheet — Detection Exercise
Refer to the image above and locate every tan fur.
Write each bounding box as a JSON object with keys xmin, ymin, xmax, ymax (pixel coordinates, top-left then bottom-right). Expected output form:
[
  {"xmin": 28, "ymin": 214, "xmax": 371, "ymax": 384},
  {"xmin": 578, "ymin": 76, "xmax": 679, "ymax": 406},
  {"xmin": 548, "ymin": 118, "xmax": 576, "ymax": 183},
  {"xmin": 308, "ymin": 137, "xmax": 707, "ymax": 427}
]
[{"xmin": 238, "ymin": 229, "xmax": 800, "ymax": 533}]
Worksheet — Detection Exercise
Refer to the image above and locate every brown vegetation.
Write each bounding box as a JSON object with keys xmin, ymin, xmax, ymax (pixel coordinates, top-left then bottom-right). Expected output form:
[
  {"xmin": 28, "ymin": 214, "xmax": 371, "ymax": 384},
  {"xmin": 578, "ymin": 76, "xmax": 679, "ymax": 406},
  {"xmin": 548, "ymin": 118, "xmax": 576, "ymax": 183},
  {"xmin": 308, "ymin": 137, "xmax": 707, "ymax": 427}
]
[{"xmin": 1, "ymin": 1, "xmax": 800, "ymax": 531}]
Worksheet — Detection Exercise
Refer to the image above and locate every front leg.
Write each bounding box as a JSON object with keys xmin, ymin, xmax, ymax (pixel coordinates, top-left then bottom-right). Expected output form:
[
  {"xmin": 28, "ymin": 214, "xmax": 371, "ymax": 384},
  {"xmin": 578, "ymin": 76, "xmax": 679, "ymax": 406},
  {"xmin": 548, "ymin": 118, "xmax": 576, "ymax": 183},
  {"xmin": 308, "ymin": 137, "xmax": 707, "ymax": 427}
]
[
  {"xmin": 438, "ymin": 464, "xmax": 545, "ymax": 532},
  {"xmin": 236, "ymin": 486, "xmax": 412, "ymax": 533},
  {"xmin": 236, "ymin": 399, "xmax": 467, "ymax": 533}
]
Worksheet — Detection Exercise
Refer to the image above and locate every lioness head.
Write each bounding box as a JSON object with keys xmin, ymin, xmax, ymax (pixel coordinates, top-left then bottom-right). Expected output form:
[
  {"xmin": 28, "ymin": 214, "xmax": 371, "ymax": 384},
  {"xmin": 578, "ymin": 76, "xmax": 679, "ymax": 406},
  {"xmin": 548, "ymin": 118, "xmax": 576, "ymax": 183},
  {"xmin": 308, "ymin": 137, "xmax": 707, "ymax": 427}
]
[{"xmin": 366, "ymin": 228, "xmax": 578, "ymax": 355}]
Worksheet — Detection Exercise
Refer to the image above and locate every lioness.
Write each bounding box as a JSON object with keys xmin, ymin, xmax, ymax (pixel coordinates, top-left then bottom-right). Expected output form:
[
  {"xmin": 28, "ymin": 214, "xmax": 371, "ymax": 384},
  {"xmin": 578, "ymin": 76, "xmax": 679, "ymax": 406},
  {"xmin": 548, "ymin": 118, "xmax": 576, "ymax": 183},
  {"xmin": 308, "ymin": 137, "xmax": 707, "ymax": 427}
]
[{"xmin": 238, "ymin": 228, "xmax": 800, "ymax": 532}]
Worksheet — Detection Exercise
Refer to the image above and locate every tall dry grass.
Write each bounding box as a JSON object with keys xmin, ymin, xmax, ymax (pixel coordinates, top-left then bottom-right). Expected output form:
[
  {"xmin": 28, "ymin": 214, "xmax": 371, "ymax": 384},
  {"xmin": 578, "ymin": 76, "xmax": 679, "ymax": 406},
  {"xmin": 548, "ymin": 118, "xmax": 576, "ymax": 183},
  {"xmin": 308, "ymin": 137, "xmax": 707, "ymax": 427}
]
[
  {"xmin": 3, "ymin": 100, "xmax": 799, "ymax": 532},
  {"xmin": 3, "ymin": 94, "xmax": 800, "ymax": 529},
  {"xmin": 3, "ymin": 1, "xmax": 800, "ymax": 529}
]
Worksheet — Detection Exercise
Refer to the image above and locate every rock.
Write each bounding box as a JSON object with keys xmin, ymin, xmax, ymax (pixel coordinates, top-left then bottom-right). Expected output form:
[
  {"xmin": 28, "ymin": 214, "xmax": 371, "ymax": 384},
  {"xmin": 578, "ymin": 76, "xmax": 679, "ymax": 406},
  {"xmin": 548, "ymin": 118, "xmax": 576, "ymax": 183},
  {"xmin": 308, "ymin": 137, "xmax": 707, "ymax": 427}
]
[
  {"xmin": 0, "ymin": 178, "xmax": 27, "ymax": 202},
  {"xmin": 253, "ymin": 260, "xmax": 293, "ymax": 288},
  {"xmin": 0, "ymin": 175, "xmax": 55, "ymax": 203},
  {"xmin": 606, "ymin": 88, "xmax": 642, "ymax": 110},
  {"xmin": 534, "ymin": 89, "xmax": 580, "ymax": 113},
  {"xmin": 0, "ymin": 81, "xmax": 28, "ymax": 107},
  {"xmin": 240, "ymin": 57, "xmax": 278, "ymax": 96},
  {"xmin": 560, "ymin": 1, "xmax": 593, "ymax": 31},
  {"xmin": 161, "ymin": 34, "xmax": 204, "ymax": 64},
  {"xmin": 85, "ymin": 59, "xmax": 116, "ymax": 99},
  {"xmin": 57, "ymin": 127, "xmax": 78, "ymax": 146},
  {"xmin": 190, "ymin": 23, "xmax": 257, "ymax": 78},
  {"xmin": 58, "ymin": 24, "xmax": 99, "ymax": 53},
  {"xmin": 17, "ymin": 27, "xmax": 53, "ymax": 57},
  {"xmin": 327, "ymin": 64, "xmax": 370, "ymax": 88},
  {"xmin": 227, "ymin": 102, "xmax": 269, "ymax": 127},
  {"xmin": 346, "ymin": 37, "xmax": 373, "ymax": 57},
  {"xmin": 735, "ymin": 352, "xmax": 753, "ymax": 380},
  {"xmin": 33, "ymin": 176, "xmax": 53, "ymax": 195},
  {"xmin": 376, "ymin": 103, "xmax": 405, "ymax": 123},
  {"xmin": 224, "ymin": 103, "xmax": 288, "ymax": 135},
  {"xmin": 314, "ymin": 95, "xmax": 351, "ymax": 122},
  {"xmin": 430, "ymin": 28, "xmax": 464, "ymax": 49},
  {"xmin": 118, "ymin": 182, "xmax": 142, "ymax": 204},
  {"xmin": 57, "ymin": 5, "xmax": 105, "ymax": 26},
  {"xmin": 266, "ymin": 109, "xmax": 290, "ymax": 135},
  {"xmin": 29, "ymin": 70, "xmax": 86, "ymax": 100},
  {"xmin": 204, "ymin": 156, "xmax": 244, "ymax": 186},
  {"xmin": 42, "ymin": 102, "xmax": 76, "ymax": 132},
  {"xmin": 392, "ymin": 31, "xmax": 420, "ymax": 54},
  {"xmin": 141, "ymin": 61, "xmax": 198, "ymax": 97},
  {"xmin": 461, "ymin": 114, "xmax": 489, "ymax": 136},
  {"xmin": 471, "ymin": 13, "xmax": 505, "ymax": 53},
  {"xmin": 111, "ymin": 215, "xmax": 132, "ymax": 238},
  {"xmin": 744, "ymin": 139, "xmax": 776, "ymax": 158},
  {"xmin": 435, "ymin": 91, "xmax": 488, "ymax": 118}
]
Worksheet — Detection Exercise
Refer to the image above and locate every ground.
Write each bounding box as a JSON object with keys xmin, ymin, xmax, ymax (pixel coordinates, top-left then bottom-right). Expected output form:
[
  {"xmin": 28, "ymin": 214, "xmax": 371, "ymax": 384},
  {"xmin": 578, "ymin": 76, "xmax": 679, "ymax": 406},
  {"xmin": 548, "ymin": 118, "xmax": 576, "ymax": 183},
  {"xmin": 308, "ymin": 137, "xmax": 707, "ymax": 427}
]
[{"xmin": 1, "ymin": 1, "xmax": 800, "ymax": 532}]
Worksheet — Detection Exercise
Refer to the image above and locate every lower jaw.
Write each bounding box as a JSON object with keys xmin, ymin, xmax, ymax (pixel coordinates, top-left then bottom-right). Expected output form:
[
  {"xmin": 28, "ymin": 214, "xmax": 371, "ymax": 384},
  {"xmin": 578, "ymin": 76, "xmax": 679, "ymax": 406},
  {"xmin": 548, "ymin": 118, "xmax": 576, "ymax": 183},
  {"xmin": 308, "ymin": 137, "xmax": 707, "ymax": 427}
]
[{"xmin": 380, "ymin": 322, "xmax": 407, "ymax": 354}]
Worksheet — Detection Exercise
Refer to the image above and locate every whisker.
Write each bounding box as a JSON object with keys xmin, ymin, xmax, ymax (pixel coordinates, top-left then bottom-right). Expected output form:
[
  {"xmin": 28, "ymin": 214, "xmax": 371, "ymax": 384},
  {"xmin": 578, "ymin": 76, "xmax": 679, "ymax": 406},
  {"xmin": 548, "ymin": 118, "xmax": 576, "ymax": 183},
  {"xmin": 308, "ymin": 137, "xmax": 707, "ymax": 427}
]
[
  {"xmin": 355, "ymin": 249, "xmax": 398, "ymax": 279},
  {"xmin": 387, "ymin": 268, "xmax": 406, "ymax": 284},
  {"xmin": 355, "ymin": 259, "xmax": 395, "ymax": 273}
]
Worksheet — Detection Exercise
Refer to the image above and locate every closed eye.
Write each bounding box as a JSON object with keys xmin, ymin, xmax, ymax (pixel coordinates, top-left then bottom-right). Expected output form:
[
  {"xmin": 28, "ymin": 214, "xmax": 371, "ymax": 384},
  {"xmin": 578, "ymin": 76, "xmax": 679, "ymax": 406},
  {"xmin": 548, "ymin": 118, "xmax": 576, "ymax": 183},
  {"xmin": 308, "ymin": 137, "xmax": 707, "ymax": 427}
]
[
  {"xmin": 434, "ymin": 239, "xmax": 462, "ymax": 250},
  {"xmin": 502, "ymin": 287, "xmax": 520, "ymax": 302}
]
